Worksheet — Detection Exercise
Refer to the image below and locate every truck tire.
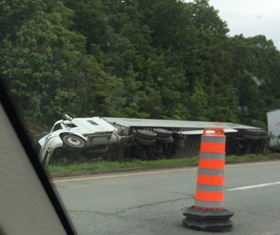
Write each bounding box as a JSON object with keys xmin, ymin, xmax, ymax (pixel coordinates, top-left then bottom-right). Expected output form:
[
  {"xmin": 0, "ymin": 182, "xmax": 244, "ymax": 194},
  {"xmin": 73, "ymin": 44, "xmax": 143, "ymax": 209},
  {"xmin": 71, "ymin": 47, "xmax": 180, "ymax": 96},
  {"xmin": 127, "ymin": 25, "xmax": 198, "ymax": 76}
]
[
  {"xmin": 156, "ymin": 136, "xmax": 174, "ymax": 144},
  {"xmin": 136, "ymin": 136, "xmax": 156, "ymax": 146},
  {"xmin": 153, "ymin": 128, "xmax": 172, "ymax": 138},
  {"xmin": 136, "ymin": 129, "xmax": 157, "ymax": 140},
  {"xmin": 243, "ymin": 129, "xmax": 259, "ymax": 140},
  {"xmin": 258, "ymin": 130, "xmax": 268, "ymax": 140},
  {"xmin": 62, "ymin": 134, "xmax": 85, "ymax": 150}
]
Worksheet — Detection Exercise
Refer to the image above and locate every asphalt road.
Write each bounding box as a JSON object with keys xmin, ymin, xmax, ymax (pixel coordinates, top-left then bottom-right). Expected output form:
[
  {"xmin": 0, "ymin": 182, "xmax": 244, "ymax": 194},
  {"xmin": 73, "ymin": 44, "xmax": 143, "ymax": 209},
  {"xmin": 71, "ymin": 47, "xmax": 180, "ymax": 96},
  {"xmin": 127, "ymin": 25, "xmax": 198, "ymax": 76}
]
[{"xmin": 53, "ymin": 161, "xmax": 280, "ymax": 235}]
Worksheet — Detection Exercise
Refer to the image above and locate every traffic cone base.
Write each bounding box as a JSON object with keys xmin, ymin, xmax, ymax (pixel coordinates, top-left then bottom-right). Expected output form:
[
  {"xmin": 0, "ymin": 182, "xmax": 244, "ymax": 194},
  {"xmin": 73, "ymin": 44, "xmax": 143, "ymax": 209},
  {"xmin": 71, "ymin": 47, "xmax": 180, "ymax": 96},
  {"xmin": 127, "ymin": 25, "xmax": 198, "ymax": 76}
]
[
  {"xmin": 183, "ymin": 218, "xmax": 233, "ymax": 232},
  {"xmin": 182, "ymin": 206, "xmax": 234, "ymax": 232}
]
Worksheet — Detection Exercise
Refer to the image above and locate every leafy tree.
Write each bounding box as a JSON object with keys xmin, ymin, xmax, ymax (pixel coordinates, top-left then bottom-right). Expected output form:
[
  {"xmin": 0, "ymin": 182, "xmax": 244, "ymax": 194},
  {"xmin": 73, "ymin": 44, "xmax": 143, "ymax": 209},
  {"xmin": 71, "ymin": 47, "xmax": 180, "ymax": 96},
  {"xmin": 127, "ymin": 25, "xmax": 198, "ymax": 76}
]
[
  {"xmin": 1, "ymin": 0, "xmax": 76, "ymax": 122},
  {"xmin": 227, "ymin": 35, "xmax": 280, "ymax": 127},
  {"xmin": 1, "ymin": 0, "xmax": 280, "ymax": 130},
  {"xmin": 1, "ymin": 0, "xmax": 124, "ymax": 125}
]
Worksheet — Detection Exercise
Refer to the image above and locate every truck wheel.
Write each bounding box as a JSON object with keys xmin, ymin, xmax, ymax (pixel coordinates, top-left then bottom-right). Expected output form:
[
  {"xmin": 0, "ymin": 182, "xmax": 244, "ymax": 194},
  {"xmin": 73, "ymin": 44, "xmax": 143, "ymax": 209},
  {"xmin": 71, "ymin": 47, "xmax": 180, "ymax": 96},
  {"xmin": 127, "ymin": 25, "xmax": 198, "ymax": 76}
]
[
  {"xmin": 62, "ymin": 135, "xmax": 85, "ymax": 150},
  {"xmin": 258, "ymin": 130, "xmax": 268, "ymax": 140},
  {"xmin": 136, "ymin": 136, "xmax": 156, "ymax": 146},
  {"xmin": 156, "ymin": 136, "xmax": 174, "ymax": 144},
  {"xmin": 136, "ymin": 129, "xmax": 157, "ymax": 140},
  {"xmin": 243, "ymin": 130, "xmax": 260, "ymax": 140},
  {"xmin": 153, "ymin": 128, "xmax": 172, "ymax": 138}
]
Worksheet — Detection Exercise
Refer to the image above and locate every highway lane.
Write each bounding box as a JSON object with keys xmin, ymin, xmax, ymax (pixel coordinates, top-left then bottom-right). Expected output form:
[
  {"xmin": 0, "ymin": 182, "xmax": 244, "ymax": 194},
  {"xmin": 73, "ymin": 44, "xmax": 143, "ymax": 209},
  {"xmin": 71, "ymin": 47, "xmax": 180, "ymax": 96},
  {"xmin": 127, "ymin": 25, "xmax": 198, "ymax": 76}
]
[{"xmin": 53, "ymin": 161, "xmax": 280, "ymax": 235}]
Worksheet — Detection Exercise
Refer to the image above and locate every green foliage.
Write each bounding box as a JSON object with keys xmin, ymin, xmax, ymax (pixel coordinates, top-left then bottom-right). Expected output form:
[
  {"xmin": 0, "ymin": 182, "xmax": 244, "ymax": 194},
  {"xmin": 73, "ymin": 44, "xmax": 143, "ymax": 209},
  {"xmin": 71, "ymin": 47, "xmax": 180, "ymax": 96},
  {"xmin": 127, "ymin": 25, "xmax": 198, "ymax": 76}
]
[
  {"xmin": 226, "ymin": 35, "xmax": 280, "ymax": 126},
  {"xmin": 1, "ymin": 0, "xmax": 280, "ymax": 130},
  {"xmin": 47, "ymin": 157, "xmax": 200, "ymax": 174}
]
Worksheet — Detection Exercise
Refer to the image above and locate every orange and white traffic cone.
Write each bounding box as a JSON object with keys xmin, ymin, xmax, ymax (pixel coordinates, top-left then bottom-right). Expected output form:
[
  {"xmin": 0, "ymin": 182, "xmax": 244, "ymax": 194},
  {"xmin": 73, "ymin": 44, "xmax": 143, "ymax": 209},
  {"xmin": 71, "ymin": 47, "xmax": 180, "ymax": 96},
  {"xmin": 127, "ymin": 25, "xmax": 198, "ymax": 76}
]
[{"xmin": 182, "ymin": 128, "xmax": 234, "ymax": 232}]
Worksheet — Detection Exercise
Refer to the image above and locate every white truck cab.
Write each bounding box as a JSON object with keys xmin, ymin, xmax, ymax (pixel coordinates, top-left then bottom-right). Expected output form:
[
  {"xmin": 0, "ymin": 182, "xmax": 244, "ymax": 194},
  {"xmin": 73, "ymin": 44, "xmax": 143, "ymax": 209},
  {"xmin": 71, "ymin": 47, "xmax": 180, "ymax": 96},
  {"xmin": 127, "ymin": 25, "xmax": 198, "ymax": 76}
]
[{"xmin": 38, "ymin": 115, "xmax": 120, "ymax": 165}]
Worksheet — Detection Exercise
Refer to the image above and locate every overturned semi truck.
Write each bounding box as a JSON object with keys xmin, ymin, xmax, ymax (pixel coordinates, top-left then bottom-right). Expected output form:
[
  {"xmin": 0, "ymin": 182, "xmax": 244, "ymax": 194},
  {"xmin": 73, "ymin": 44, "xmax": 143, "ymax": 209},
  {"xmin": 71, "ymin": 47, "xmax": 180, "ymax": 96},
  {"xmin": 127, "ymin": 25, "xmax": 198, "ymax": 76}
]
[{"xmin": 38, "ymin": 115, "xmax": 268, "ymax": 165}]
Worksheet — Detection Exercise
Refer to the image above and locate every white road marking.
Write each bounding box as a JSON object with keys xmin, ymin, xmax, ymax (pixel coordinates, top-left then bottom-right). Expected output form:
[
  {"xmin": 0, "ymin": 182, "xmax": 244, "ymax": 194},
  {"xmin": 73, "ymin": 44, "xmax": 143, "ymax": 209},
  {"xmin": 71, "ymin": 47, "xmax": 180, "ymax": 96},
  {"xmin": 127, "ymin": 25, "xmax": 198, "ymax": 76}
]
[{"xmin": 227, "ymin": 181, "xmax": 280, "ymax": 191}]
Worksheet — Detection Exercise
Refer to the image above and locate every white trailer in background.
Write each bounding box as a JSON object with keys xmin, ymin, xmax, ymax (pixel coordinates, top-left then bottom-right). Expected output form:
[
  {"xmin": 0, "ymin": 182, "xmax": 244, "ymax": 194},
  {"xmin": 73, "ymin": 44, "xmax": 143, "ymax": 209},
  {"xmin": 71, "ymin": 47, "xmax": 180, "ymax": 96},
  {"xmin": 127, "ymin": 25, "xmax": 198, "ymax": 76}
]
[{"xmin": 267, "ymin": 109, "xmax": 280, "ymax": 151}]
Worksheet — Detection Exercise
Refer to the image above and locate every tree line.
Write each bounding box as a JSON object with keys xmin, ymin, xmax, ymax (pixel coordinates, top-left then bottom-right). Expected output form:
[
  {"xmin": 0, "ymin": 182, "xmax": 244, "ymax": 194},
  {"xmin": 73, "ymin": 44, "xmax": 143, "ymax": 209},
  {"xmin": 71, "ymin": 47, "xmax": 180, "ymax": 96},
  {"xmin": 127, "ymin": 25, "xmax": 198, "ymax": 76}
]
[{"xmin": 1, "ymin": 0, "xmax": 279, "ymax": 129}]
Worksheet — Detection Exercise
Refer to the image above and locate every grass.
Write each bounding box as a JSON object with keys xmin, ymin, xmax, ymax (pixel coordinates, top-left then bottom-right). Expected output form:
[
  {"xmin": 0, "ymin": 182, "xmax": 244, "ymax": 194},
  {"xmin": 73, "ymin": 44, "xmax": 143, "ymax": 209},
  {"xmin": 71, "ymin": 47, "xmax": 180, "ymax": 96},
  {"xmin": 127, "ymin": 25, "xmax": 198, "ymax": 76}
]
[
  {"xmin": 226, "ymin": 153, "xmax": 280, "ymax": 163},
  {"xmin": 47, "ymin": 157, "xmax": 199, "ymax": 175},
  {"xmin": 47, "ymin": 153, "xmax": 280, "ymax": 176}
]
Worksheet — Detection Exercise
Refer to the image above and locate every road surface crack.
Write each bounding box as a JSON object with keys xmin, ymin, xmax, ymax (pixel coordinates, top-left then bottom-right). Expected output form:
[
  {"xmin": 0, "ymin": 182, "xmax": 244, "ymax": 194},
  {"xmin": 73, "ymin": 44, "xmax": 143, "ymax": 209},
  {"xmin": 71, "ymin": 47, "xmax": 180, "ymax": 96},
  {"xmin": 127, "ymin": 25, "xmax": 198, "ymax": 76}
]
[
  {"xmin": 66, "ymin": 194, "xmax": 193, "ymax": 217},
  {"xmin": 115, "ymin": 195, "xmax": 193, "ymax": 215}
]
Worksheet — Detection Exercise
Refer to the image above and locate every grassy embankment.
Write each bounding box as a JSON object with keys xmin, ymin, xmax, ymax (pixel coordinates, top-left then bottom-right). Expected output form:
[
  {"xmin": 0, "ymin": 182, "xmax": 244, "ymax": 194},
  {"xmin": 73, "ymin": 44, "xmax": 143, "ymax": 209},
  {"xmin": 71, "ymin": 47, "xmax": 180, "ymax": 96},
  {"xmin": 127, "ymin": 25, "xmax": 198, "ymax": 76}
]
[{"xmin": 47, "ymin": 154, "xmax": 280, "ymax": 176}]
